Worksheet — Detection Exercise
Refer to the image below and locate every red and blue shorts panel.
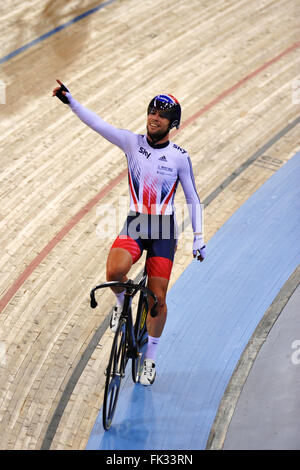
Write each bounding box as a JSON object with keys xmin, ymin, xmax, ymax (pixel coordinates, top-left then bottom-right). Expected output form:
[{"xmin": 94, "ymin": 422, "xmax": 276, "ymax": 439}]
[{"xmin": 110, "ymin": 212, "xmax": 177, "ymax": 280}]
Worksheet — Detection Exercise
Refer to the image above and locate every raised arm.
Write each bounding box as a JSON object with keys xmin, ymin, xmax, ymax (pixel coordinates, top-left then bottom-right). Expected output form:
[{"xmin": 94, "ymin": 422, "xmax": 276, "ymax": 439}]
[{"xmin": 52, "ymin": 79, "xmax": 131, "ymax": 152}]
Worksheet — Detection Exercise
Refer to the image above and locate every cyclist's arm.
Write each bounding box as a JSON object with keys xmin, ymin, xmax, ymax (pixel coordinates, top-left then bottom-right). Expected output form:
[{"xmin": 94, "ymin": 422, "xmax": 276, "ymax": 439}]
[
  {"xmin": 66, "ymin": 92, "xmax": 131, "ymax": 152},
  {"xmin": 178, "ymin": 154, "xmax": 203, "ymax": 237}
]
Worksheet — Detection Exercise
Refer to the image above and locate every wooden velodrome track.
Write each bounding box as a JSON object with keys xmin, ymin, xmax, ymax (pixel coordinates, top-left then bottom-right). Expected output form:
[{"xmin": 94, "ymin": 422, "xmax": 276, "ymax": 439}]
[{"xmin": 0, "ymin": 0, "xmax": 299, "ymax": 450}]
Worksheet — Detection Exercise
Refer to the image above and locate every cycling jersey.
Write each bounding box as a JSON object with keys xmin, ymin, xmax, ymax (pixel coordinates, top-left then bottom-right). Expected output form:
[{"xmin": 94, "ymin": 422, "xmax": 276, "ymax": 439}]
[{"xmin": 67, "ymin": 94, "xmax": 203, "ymax": 235}]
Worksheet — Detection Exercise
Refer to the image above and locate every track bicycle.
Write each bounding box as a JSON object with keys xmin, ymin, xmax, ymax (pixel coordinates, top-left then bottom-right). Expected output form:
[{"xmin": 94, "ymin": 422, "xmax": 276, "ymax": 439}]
[{"xmin": 90, "ymin": 269, "xmax": 158, "ymax": 430}]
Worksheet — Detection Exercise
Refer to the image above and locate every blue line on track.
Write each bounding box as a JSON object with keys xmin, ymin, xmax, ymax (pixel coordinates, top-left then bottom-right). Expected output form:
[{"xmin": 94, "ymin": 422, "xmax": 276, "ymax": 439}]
[
  {"xmin": 86, "ymin": 152, "xmax": 300, "ymax": 450},
  {"xmin": 0, "ymin": 0, "xmax": 117, "ymax": 65}
]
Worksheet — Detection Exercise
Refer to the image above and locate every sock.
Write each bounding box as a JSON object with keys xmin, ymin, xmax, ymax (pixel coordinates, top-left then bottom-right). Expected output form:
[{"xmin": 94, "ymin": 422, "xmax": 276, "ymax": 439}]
[
  {"xmin": 145, "ymin": 335, "xmax": 160, "ymax": 362},
  {"xmin": 115, "ymin": 290, "xmax": 125, "ymax": 308}
]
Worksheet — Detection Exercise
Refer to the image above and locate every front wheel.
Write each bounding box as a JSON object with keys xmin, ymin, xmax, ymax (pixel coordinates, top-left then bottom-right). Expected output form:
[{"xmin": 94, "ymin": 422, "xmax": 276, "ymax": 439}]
[{"xmin": 102, "ymin": 319, "xmax": 127, "ymax": 430}]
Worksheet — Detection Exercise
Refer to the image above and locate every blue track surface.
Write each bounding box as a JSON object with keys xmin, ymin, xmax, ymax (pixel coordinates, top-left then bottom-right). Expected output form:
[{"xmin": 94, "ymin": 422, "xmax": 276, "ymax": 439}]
[{"xmin": 86, "ymin": 153, "xmax": 300, "ymax": 450}]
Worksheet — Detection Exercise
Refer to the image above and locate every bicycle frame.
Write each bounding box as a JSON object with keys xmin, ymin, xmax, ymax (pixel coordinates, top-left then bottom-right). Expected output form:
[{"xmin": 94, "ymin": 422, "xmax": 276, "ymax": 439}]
[
  {"xmin": 90, "ymin": 273, "xmax": 158, "ymax": 359},
  {"xmin": 90, "ymin": 272, "xmax": 158, "ymax": 430}
]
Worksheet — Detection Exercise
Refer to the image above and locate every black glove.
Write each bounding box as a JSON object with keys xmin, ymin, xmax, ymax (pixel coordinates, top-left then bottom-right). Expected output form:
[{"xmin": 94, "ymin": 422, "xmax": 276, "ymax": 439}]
[{"xmin": 55, "ymin": 83, "xmax": 70, "ymax": 104}]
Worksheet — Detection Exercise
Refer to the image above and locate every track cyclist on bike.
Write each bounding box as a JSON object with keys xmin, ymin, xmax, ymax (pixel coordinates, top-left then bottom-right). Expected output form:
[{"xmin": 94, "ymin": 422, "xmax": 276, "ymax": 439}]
[{"xmin": 53, "ymin": 80, "xmax": 206, "ymax": 386}]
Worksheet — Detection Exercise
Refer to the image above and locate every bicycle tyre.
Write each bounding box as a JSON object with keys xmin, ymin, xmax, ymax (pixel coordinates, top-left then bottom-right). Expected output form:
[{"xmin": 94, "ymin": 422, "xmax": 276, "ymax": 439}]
[
  {"xmin": 102, "ymin": 319, "xmax": 127, "ymax": 430},
  {"xmin": 132, "ymin": 294, "xmax": 148, "ymax": 383}
]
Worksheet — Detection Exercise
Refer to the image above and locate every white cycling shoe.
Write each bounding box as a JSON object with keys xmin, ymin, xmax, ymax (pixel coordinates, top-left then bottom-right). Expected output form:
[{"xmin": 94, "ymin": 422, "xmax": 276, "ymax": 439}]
[
  {"xmin": 139, "ymin": 358, "xmax": 156, "ymax": 386},
  {"xmin": 110, "ymin": 305, "xmax": 122, "ymax": 333}
]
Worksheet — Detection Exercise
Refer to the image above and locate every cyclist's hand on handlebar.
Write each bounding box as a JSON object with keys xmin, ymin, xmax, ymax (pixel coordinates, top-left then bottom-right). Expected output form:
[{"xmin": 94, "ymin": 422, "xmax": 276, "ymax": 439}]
[
  {"xmin": 52, "ymin": 79, "xmax": 70, "ymax": 104},
  {"xmin": 193, "ymin": 235, "xmax": 206, "ymax": 262}
]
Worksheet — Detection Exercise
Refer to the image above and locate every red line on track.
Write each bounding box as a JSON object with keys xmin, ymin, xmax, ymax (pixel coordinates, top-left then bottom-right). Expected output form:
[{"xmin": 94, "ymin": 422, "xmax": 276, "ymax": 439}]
[
  {"xmin": 1, "ymin": 40, "xmax": 299, "ymax": 314},
  {"xmin": 177, "ymin": 39, "xmax": 300, "ymax": 131},
  {"xmin": 0, "ymin": 169, "xmax": 127, "ymax": 313}
]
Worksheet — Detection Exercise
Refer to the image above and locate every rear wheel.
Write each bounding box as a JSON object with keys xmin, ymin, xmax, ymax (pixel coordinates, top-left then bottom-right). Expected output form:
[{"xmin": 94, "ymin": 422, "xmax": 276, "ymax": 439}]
[
  {"xmin": 102, "ymin": 319, "xmax": 127, "ymax": 430},
  {"xmin": 132, "ymin": 294, "xmax": 148, "ymax": 383}
]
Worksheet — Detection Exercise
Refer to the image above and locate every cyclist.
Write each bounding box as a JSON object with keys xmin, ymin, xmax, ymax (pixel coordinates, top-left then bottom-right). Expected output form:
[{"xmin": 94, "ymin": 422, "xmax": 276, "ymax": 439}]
[{"xmin": 53, "ymin": 80, "xmax": 206, "ymax": 386}]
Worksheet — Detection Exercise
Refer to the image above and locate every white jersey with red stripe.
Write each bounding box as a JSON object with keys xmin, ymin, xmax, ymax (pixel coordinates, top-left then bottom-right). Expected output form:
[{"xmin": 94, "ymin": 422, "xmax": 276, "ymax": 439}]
[{"xmin": 67, "ymin": 93, "xmax": 203, "ymax": 234}]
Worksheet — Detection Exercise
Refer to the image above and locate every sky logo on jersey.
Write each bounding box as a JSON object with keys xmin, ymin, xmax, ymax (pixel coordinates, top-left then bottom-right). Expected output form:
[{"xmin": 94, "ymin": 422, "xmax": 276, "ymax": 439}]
[
  {"xmin": 139, "ymin": 146, "xmax": 151, "ymax": 158},
  {"xmin": 173, "ymin": 144, "xmax": 186, "ymax": 154}
]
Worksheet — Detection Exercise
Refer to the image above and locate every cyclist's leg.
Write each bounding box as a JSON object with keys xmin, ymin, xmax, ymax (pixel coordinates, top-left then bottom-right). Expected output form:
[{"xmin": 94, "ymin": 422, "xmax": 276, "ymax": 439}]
[
  {"xmin": 146, "ymin": 260, "xmax": 172, "ymax": 338},
  {"xmin": 145, "ymin": 224, "xmax": 176, "ymax": 339},
  {"xmin": 106, "ymin": 236, "xmax": 142, "ymax": 293},
  {"xmin": 140, "ymin": 215, "xmax": 177, "ymax": 384},
  {"xmin": 106, "ymin": 246, "xmax": 132, "ymax": 294},
  {"xmin": 140, "ymin": 268, "xmax": 171, "ymax": 385},
  {"xmin": 107, "ymin": 212, "xmax": 144, "ymax": 293},
  {"xmin": 107, "ymin": 236, "xmax": 143, "ymax": 332},
  {"xmin": 145, "ymin": 210, "xmax": 176, "ymax": 332}
]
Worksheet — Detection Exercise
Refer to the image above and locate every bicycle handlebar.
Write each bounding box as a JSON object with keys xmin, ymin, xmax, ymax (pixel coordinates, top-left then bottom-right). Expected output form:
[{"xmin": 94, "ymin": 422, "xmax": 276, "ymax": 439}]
[{"xmin": 90, "ymin": 280, "xmax": 159, "ymax": 317}]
